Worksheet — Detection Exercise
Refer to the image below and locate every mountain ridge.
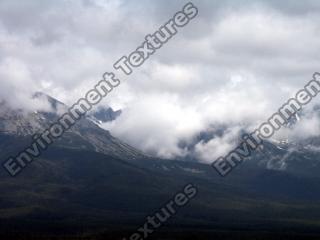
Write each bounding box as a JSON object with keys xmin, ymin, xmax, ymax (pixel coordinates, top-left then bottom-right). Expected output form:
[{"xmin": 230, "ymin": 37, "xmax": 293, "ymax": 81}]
[{"xmin": 1, "ymin": 93, "xmax": 320, "ymax": 239}]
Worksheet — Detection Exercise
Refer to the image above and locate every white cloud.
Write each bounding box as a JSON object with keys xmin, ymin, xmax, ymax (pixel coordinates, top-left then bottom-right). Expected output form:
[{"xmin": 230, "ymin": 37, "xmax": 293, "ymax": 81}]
[{"xmin": 1, "ymin": 0, "xmax": 320, "ymax": 161}]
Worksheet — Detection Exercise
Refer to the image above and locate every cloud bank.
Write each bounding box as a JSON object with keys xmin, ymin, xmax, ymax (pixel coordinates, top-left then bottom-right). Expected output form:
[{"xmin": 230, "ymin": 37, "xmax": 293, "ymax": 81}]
[{"xmin": 1, "ymin": 0, "xmax": 320, "ymax": 162}]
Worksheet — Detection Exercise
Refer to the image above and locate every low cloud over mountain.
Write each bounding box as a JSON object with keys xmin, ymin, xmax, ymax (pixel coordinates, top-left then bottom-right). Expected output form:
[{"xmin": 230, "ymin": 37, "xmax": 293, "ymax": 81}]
[{"xmin": 1, "ymin": 0, "xmax": 320, "ymax": 161}]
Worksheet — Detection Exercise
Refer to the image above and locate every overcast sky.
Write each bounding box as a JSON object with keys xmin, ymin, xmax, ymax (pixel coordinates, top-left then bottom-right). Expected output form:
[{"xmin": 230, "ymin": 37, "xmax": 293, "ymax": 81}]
[{"xmin": 1, "ymin": 0, "xmax": 320, "ymax": 161}]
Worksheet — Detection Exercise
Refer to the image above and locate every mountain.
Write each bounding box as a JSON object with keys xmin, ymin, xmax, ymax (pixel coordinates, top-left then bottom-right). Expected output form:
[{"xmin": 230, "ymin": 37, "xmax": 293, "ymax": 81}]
[
  {"xmin": 247, "ymin": 108, "xmax": 320, "ymax": 177},
  {"xmin": 0, "ymin": 92, "xmax": 142, "ymax": 160},
  {"xmin": 174, "ymin": 109, "xmax": 320, "ymax": 178},
  {"xmin": 88, "ymin": 106, "xmax": 121, "ymax": 124},
  {"xmin": 1, "ymin": 93, "xmax": 320, "ymax": 239}
]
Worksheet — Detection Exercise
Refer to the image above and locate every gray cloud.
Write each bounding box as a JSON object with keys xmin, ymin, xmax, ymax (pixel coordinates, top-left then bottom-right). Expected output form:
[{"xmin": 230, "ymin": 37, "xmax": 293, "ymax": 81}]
[{"xmin": 1, "ymin": 0, "xmax": 320, "ymax": 161}]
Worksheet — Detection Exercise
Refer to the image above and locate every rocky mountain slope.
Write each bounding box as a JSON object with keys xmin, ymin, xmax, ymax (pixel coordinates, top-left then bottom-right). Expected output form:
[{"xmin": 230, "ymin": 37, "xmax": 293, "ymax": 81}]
[{"xmin": 0, "ymin": 93, "xmax": 143, "ymax": 161}]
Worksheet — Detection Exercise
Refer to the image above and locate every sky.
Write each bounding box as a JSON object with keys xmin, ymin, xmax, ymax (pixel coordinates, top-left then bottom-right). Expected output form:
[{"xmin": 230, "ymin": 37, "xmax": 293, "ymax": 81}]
[{"xmin": 1, "ymin": 0, "xmax": 320, "ymax": 162}]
